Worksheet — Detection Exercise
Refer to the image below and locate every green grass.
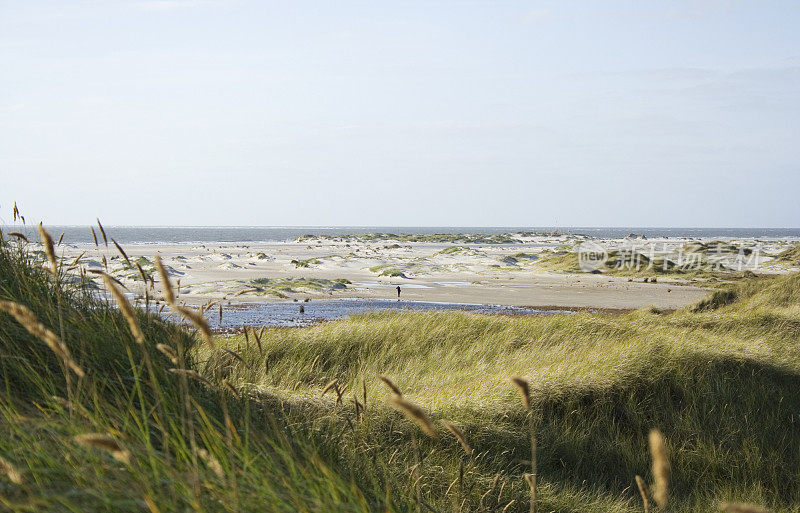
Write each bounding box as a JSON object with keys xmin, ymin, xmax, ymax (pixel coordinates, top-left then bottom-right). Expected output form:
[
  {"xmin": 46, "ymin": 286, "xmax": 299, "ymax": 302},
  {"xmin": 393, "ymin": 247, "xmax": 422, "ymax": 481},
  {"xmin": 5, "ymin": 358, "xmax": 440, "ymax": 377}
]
[
  {"xmin": 533, "ymin": 246, "xmax": 763, "ymax": 280},
  {"xmin": 210, "ymin": 273, "xmax": 800, "ymax": 513},
  {"xmin": 3, "ymin": 230, "xmax": 800, "ymax": 512},
  {"xmin": 0, "ymin": 235, "xmax": 399, "ymax": 512},
  {"xmin": 775, "ymin": 244, "xmax": 800, "ymax": 266},
  {"xmin": 249, "ymin": 277, "xmax": 348, "ymax": 295},
  {"xmin": 368, "ymin": 264, "xmax": 409, "ymax": 278},
  {"xmin": 290, "ymin": 255, "xmax": 336, "ymax": 268}
]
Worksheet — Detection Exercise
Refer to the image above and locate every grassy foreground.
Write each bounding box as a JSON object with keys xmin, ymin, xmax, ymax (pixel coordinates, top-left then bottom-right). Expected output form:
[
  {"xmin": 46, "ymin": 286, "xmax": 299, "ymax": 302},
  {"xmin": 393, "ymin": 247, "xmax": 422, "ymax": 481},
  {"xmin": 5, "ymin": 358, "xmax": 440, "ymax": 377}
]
[{"xmin": 2, "ymin": 231, "xmax": 800, "ymax": 512}]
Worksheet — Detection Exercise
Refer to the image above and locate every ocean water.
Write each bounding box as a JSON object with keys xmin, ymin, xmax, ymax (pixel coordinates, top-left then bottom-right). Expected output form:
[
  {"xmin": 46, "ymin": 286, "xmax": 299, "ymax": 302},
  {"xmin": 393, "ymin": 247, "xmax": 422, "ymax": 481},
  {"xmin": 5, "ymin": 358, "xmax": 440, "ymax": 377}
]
[{"xmin": 3, "ymin": 225, "xmax": 800, "ymax": 245}]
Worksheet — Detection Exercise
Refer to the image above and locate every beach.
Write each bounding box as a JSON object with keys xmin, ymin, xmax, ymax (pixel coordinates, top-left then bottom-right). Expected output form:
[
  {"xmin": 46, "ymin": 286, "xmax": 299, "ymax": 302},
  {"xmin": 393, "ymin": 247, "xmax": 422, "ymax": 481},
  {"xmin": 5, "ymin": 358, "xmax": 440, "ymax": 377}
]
[{"xmin": 42, "ymin": 231, "xmax": 799, "ymax": 312}]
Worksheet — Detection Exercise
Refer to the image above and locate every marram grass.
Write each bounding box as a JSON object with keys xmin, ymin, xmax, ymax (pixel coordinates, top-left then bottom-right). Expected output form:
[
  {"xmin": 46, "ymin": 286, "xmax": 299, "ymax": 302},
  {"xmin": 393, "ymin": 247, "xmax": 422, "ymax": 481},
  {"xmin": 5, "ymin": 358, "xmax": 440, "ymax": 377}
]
[{"xmin": 2, "ymin": 227, "xmax": 800, "ymax": 512}]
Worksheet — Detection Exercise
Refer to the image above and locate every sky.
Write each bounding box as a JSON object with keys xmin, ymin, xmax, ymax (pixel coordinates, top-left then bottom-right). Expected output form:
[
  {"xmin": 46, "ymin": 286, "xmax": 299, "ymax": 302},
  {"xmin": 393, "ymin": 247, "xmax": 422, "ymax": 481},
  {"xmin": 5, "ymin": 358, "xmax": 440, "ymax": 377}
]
[{"xmin": 1, "ymin": 1, "xmax": 799, "ymax": 227}]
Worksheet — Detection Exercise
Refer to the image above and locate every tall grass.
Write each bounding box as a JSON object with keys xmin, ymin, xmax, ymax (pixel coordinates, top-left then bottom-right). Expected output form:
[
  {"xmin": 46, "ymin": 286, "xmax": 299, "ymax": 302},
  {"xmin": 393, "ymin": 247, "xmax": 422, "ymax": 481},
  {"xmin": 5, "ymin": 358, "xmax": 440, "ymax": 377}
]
[
  {"xmin": 2, "ymin": 224, "xmax": 799, "ymax": 512},
  {"xmin": 207, "ymin": 273, "xmax": 800, "ymax": 512},
  {"xmin": 0, "ymin": 229, "xmax": 404, "ymax": 512}
]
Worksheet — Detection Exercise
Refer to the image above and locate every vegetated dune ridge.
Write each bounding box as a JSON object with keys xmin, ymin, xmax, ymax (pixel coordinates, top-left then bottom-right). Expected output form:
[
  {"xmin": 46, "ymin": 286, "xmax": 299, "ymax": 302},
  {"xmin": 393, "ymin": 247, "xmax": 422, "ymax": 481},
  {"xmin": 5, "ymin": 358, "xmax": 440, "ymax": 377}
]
[{"xmin": 2, "ymin": 229, "xmax": 799, "ymax": 512}]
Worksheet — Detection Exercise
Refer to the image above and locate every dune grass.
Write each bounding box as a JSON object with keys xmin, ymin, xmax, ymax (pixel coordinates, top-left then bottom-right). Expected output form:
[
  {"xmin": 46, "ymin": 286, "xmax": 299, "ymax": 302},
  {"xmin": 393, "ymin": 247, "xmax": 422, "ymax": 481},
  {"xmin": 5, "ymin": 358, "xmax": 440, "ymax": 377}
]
[
  {"xmin": 0, "ymin": 232, "xmax": 399, "ymax": 512},
  {"xmin": 208, "ymin": 273, "xmax": 800, "ymax": 512},
  {"xmin": 2, "ymin": 227, "xmax": 800, "ymax": 512}
]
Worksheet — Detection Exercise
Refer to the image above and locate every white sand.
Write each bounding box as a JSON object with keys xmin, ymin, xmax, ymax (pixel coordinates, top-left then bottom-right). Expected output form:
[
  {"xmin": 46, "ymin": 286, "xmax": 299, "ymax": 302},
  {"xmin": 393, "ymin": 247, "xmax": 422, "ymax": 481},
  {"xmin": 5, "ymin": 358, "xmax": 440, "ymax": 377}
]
[{"xmin": 43, "ymin": 234, "xmax": 787, "ymax": 311}]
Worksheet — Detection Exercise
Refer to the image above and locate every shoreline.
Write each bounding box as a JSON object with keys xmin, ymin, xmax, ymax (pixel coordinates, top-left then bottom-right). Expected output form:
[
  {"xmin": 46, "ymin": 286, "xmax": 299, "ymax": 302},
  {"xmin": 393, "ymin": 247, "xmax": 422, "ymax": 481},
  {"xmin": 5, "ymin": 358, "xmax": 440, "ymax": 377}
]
[{"xmin": 15, "ymin": 230, "xmax": 798, "ymax": 312}]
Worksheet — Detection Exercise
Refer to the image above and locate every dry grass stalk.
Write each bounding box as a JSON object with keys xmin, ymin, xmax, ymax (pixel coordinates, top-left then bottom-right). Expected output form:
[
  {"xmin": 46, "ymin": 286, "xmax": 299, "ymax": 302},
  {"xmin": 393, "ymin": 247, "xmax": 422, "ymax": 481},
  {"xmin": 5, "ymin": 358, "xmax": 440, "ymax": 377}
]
[
  {"xmin": 102, "ymin": 274, "xmax": 144, "ymax": 344},
  {"xmin": 222, "ymin": 348, "xmax": 244, "ymax": 363},
  {"xmin": 648, "ymin": 429, "xmax": 669, "ymax": 509},
  {"xmin": 90, "ymin": 226, "xmax": 99, "ymax": 246},
  {"xmin": 96, "ymin": 218, "xmax": 108, "ymax": 246},
  {"xmin": 253, "ymin": 327, "xmax": 263, "ymax": 355},
  {"xmin": 175, "ymin": 305, "xmax": 214, "ymax": 348},
  {"xmin": 12, "ymin": 202, "xmax": 19, "ymax": 222},
  {"xmin": 169, "ymin": 368, "xmax": 211, "ymax": 387},
  {"xmin": 218, "ymin": 304, "xmax": 222, "ymax": 325},
  {"xmin": 0, "ymin": 300, "xmax": 84, "ymax": 377},
  {"xmin": 198, "ymin": 449, "xmax": 225, "ymax": 481},
  {"xmin": 7, "ymin": 232, "xmax": 29, "ymax": 242},
  {"xmin": 156, "ymin": 343, "xmax": 179, "ymax": 364},
  {"xmin": 320, "ymin": 379, "xmax": 338, "ymax": 398},
  {"xmin": 378, "ymin": 375, "xmax": 402, "ymax": 396},
  {"xmin": 719, "ymin": 503, "xmax": 771, "ymax": 513},
  {"xmin": 233, "ymin": 288, "xmax": 257, "ymax": 297},
  {"xmin": 222, "ymin": 379, "xmax": 240, "ymax": 399},
  {"xmin": 361, "ymin": 377, "xmax": 367, "ymax": 412},
  {"xmin": 501, "ymin": 499, "xmax": 516, "ymax": 513},
  {"xmin": 154, "ymin": 256, "xmax": 175, "ymax": 305},
  {"xmin": 510, "ymin": 376, "xmax": 531, "ymax": 410},
  {"xmin": 309, "ymin": 355, "xmax": 320, "ymax": 373},
  {"xmin": 0, "ymin": 455, "xmax": 23, "ymax": 484},
  {"xmin": 143, "ymin": 495, "xmax": 161, "ymax": 513},
  {"xmin": 111, "ymin": 238, "xmax": 131, "ymax": 266},
  {"xmin": 57, "ymin": 232, "xmax": 64, "ymax": 246},
  {"xmin": 388, "ymin": 395, "xmax": 436, "ymax": 438},
  {"xmin": 442, "ymin": 420, "xmax": 472, "ymax": 455},
  {"xmin": 74, "ymin": 433, "xmax": 131, "ymax": 464},
  {"xmin": 37, "ymin": 224, "xmax": 58, "ymax": 276},
  {"xmin": 102, "ymin": 254, "xmax": 108, "ymax": 271},
  {"xmin": 480, "ymin": 473, "xmax": 502, "ymax": 508},
  {"xmin": 69, "ymin": 251, "xmax": 86, "ymax": 269},
  {"xmin": 511, "ymin": 376, "xmax": 536, "ymax": 513},
  {"xmin": 635, "ymin": 475, "xmax": 650, "ymax": 513}
]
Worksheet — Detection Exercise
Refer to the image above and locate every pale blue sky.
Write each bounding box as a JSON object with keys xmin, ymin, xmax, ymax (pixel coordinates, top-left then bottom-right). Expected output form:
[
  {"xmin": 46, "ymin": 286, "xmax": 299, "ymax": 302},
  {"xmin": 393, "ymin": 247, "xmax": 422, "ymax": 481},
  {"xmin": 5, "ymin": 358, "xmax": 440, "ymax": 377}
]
[{"xmin": 1, "ymin": 1, "xmax": 798, "ymax": 227}]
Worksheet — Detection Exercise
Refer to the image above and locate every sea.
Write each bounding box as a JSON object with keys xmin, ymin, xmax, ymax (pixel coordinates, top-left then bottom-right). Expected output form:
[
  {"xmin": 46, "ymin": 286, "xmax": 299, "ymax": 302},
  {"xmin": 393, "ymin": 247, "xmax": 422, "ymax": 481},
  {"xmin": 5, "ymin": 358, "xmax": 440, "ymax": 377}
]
[{"xmin": 3, "ymin": 226, "xmax": 800, "ymax": 245}]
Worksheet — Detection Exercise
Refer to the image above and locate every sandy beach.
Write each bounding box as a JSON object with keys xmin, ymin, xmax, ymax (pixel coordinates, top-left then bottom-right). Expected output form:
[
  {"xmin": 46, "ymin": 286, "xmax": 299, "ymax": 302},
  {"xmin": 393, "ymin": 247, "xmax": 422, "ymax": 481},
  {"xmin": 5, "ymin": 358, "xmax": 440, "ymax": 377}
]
[{"xmin": 44, "ymin": 232, "xmax": 800, "ymax": 311}]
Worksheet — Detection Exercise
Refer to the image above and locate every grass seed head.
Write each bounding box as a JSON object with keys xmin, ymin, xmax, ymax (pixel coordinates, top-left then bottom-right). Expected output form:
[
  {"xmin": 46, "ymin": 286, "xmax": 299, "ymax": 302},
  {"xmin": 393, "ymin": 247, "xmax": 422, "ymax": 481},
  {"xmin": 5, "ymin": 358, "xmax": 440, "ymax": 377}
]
[
  {"xmin": 378, "ymin": 374, "xmax": 403, "ymax": 396},
  {"xmin": 8, "ymin": 232, "xmax": 28, "ymax": 243},
  {"xmin": 648, "ymin": 429, "xmax": 669, "ymax": 509},
  {"xmin": 111, "ymin": 238, "xmax": 131, "ymax": 266},
  {"xmin": 0, "ymin": 300, "xmax": 84, "ymax": 377},
  {"xmin": 37, "ymin": 224, "xmax": 58, "ymax": 276},
  {"xmin": 222, "ymin": 379, "xmax": 240, "ymax": 399},
  {"xmin": 154, "ymin": 255, "xmax": 175, "ymax": 305},
  {"xmin": 719, "ymin": 503, "xmax": 771, "ymax": 513},
  {"xmin": 74, "ymin": 433, "xmax": 130, "ymax": 464},
  {"xmin": 635, "ymin": 475, "xmax": 650, "ymax": 513},
  {"xmin": 175, "ymin": 305, "xmax": 214, "ymax": 348},
  {"xmin": 198, "ymin": 449, "xmax": 225, "ymax": 481},
  {"xmin": 169, "ymin": 368, "xmax": 211, "ymax": 387},
  {"xmin": 388, "ymin": 395, "xmax": 436, "ymax": 438},
  {"xmin": 321, "ymin": 379, "xmax": 338, "ymax": 398},
  {"xmin": 96, "ymin": 218, "xmax": 108, "ymax": 246},
  {"xmin": 102, "ymin": 274, "xmax": 144, "ymax": 344},
  {"xmin": 156, "ymin": 343, "xmax": 179, "ymax": 364},
  {"xmin": 0, "ymin": 455, "xmax": 23, "ymax": 484},
  {"xmin": 510, "ymin": 376, "xmax": 531, "ymax": 410},
  {"xmin": 442, "ymin": 420, "xmax": 472, "ymax": 455}
]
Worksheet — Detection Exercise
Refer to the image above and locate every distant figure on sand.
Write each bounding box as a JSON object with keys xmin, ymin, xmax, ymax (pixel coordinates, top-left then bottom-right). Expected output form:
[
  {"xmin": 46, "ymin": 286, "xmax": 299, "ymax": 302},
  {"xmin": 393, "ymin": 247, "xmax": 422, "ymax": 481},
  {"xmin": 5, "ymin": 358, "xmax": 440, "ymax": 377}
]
[{"xmin": 396, "ymin": 285, "xmax": 401, "ymax": 300}]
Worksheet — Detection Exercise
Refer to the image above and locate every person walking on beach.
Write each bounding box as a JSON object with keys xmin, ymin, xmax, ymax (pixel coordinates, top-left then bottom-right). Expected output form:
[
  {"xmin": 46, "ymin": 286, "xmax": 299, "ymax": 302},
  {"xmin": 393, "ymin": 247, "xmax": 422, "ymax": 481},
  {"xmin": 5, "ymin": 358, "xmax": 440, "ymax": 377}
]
[{"xmin": 396, "ymin": 285, "xmax": 401, "ymax": 300}]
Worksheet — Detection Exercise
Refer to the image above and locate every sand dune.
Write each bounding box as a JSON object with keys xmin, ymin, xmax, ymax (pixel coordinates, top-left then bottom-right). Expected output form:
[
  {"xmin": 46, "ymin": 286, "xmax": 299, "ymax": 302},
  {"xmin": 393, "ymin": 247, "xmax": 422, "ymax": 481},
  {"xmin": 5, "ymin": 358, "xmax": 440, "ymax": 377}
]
[{"xmin": 47, "ymin": 234, "xmax": 799, "ymax": 310}]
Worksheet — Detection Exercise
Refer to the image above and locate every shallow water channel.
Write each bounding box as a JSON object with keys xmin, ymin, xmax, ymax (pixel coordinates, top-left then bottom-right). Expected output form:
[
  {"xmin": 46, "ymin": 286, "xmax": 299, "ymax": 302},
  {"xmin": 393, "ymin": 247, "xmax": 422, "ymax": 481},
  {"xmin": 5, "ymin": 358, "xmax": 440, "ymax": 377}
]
[{"xmin": 161, "ymin": 298, "xmax": 570, "ymax": 330}]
